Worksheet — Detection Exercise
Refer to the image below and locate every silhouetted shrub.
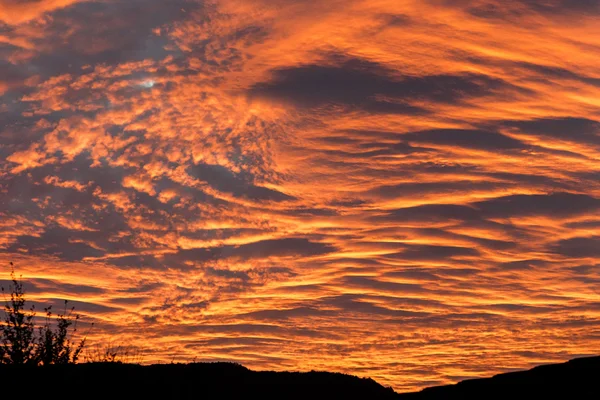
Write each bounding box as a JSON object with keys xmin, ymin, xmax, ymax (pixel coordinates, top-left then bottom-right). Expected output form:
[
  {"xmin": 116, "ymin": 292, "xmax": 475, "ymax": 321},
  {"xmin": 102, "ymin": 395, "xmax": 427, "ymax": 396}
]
[
  {"xmin": 1, "ymin": 262, "xmax": 88, "ymax": 365},
  {"xmin": 0, "ymin": 264, "xmax": 36, "ymax": 365},
  {"xmin": 83, "ymin": 340, "xmax": 145, "ymax": 364},
  {"xmin": 35, "ymin": 302, "xmax": 87, "ymax": 365}
]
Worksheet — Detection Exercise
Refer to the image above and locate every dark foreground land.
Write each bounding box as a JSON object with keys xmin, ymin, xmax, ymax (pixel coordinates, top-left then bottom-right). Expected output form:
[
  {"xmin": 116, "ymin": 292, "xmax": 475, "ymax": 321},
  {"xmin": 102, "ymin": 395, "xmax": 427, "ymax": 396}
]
[
  {"xmin": 1, "ymin": 356, "xmax": 598, "ymax": 399},
  {"xmin": 399, "ymin": 355, "xmax": 600, "ymax": 399},
  {"xmin": 0, "ymin": 362, "xmax": 397, "ymax": 399}
]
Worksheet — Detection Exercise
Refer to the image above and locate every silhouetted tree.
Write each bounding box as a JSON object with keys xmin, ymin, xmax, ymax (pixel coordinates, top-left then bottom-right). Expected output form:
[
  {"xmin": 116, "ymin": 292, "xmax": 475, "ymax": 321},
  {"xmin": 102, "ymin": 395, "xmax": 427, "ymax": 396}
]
[
  {"xmin": 1, "ymin": 262, "xmax": 87, "ymax": 365},
  {"xmin": 0, "ymin": 263, "xmax": 36, "ymax": 365},
  {"xmin": 35, "ymin": 302, "xmax": 86, "ymax": 365}
]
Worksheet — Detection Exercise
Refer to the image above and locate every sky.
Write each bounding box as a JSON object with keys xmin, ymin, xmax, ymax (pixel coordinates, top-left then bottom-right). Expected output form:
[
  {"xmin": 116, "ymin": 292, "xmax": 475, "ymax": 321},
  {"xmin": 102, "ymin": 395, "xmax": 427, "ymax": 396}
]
[{"xmin": 1, "ymin": 0, "xmax": 599, "ymax": 392}]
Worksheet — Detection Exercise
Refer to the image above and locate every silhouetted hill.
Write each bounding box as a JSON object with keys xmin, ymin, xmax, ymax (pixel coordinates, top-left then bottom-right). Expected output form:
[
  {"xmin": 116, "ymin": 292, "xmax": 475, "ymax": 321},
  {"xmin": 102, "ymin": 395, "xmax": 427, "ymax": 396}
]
[
  {"xmin": 0, "ymin": 362, "xmax": 397, "ymax": 399},
  {"xmin": 398, "ymin": 356, "xmax": 600, "ymax": 399},
  {"xmin": 1, "ymin": 356, "xmax": 599, "ymax": 399}
]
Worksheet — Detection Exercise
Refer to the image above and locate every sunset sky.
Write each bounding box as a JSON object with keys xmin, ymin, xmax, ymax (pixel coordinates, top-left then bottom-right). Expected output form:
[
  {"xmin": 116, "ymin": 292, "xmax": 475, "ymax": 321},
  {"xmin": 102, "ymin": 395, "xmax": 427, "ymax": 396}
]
[{"xmin": 1, "ymin": 0, "xmax": 600, "ymax": 392}]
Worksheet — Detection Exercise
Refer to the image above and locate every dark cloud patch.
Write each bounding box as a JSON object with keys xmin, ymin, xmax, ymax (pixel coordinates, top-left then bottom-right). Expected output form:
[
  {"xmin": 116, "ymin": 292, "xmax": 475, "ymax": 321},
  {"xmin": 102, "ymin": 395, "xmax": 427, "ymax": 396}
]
[
  {"xmin": 0, "ymin": 159, "xmax": 144, "ymax": 248},
  {"xmin": 219, "ymin": 237, "xmax": 336, "ymax": 259},
  {"xmin": 239, "ymin": 307, "xmax": 329, "ymax": 320},
  {"xmin": 358, "ymin": 141, "xmax": 426, "ymax": 155},
  {"xmin": 126, "ymin": 189, "xmax": 210, "ymax": 229},
  {"xmin": 175, "ymin": 323, "xmax": 330, "ymax": 339},
  {"xmin": 327, "ymin": 198, "xmax": 368, "ymax": 208},
  {"xmin": 501, "ymin": 117, "xmax": 600, "ymax": 146},
  {"xmin": 458, "ymin": 51, "xmax": 600, "ymax": 87},
  {"xmin": 281, "ymin": 206, "xmax": 339, "ymax": 218},
  {"xmin": 150, "ymin": 176, "xmax": 223, "ymax": 209},
  {"xmin": 0, "ymin": 59, "xmax": 29, "ymax": 94},
  {"xmin": 463, "ymin": 3, "xmax": 525, "ymax": 19},
  {"xmin": 109, "ymin": 297, "xmax": 149, "ymax": 306},
  {"xmin": 342, "ymin": 276, "xmax": 428, "ymax": 294},
  {"xmin": 389, "ymin": 244, "xmax": 480, "ymax": 261},
  {"xmin": 30, "ymin": 278, "xmax": 106, "ymax": 295},
  {"xmin": 379, "ymin": 14, "xmax": 413, "ymax": 27},
  {"xmin": 494, "ymin": 259, "xmax": 547, "ymax": 271},
  {"xmin": 40, "ymin": 298, "xmax": 120, "ymax": 314},
  {"xmin": 576, "ymin": 171, "xmax": 600, "ymax": 184},
  {"xmin": 120, "ymin": 282, "xmax": 163, "ymax": 293},
  {"xmin": 383, "ymin": 269, "xmax": 440, "ymax": 281},
  {"xmin": 0, "ymin": 279, "xmax": 39, "ymax": 294},
  {"xmin": 181, "ymin": 300, "xmax": 210, "ymax": 311},
  {"xmin": 204, "ymin": 267, "xmax": 252, "ymax": 281},
  {"xmin": 565, "ymin": 220, "xmax": 600, "ymax": 230},
  {"xmin": 161, "ymin": 238, "xmax": 336, "ymax": 267},
  {"xmin": 569, "ymin": 264, "xmax": 600, "ymax": 275},
  {"xmin": 4, "ymin": 227, "xmax": 105, "ymax": 261},
  {"xmin": 400, "ymin": 311, "xmax": 509, "ymax": 328},
  {"xmin": 459, "ymin": 219, "xmax": 549, "ymax": 244},
  {"xmin": 473, "ymin": 192, "xmax": 600, "ymax": 218},
  {"xmin": 165, "ymin": 24, "xmax": 271, "ymax": 75},
  {"xmin": 2, "ymin": 171, "xmax": 93, "ymax": 215},
  {"xmin": 435, "ymin": 268, "xmax": 480, "ymax": 278},
  {"xmin": 527, "ymin": 0, "xmax": 600, "ymax": 14},
  {"xmin": 105, "ymin": 254, "xmax": 168, "ymax": 269},
  {"xmin": 320, "ymin": 140, "xmax": 428, "ymax": 159},
  {"xmin": 3, "ymin": 156, "xmax": 134, "ymax": 218},
  {"xmin": 250, "ymin": 56, "xmax": 518, "ymax": 113},
  {"xmin": 484, "ymin": 171, "xmax": 573, "ymax": 190},
  {"xmin": 418, "ymin": 162, "xmax": 479, "ymax": 175},
  {"xmin": 415, "ymin": 227, "xmax": 516, "ymax": 251},
  {"xmin": 186, "ymin": 336, "xmax": 286, "ymax": 348},
  {"xmin": 0, "ymin": 102, "xmax": 47, "ymax": 159},
  {"xmin": 439, "ymin": 0, "xmax": 600, "ymax": 19},
  {"xmin": 476, "ymin": 303, "xmax": 558, "ymax": 314},
  {"xmin": 403, "ymin": 129, "xmax": 528, "ymax": 151},
  {"xmin": 179, "ymin": 228, "xmax": 267, "ymax": 244},
  {"xmin": 514, "ymin": 62, "xmax": 600, "ymax": 87},
  {"xmin": 550, "ymin": 237, "xmax": 600, "ymax": 258},
  {"xmin": 13, "ymin": 0, "xmax": 200, "ymax": 80},
  {"xmin": 187, "ymin": 163, "xmax": 293, "ymax": 202},
  {"xmin": 373, "ymin": 181, "xmax": 501, "ymax": 200},
  {"xmin": 37, "ymin": 157, "xmax": 131, "ymax": 194},
  {"xmin": 379, "ymin": 204, "xmax": 481, "ymax": 223},
  {"xmin": 320, "ymin": 294, "xmax": 429, "ymax": 318},
  {"xmin": 333, "ymin": 129, "xmax": 403, "ymax": 142}
]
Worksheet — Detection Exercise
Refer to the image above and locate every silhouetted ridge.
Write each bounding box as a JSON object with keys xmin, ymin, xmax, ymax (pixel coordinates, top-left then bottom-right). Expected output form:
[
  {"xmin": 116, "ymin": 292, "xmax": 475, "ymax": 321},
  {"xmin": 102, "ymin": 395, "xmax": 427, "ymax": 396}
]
[
  {"xmin": 398, "ymin": 356, "xmax": 600, "ymax": 399},
  {"xmin": 0, "ymin": 362, "xmax": 397, "ymax": 399},
  {"xmin": 2, "ymin": 356, "xmax": 599, "ymax": 399}
]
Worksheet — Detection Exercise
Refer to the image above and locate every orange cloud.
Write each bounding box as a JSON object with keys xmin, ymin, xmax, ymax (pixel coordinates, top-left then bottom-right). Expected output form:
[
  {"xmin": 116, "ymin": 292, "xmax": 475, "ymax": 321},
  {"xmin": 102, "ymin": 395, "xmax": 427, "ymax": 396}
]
[{"xmin": 0, "ymin": 0, "xmax": 82, "ymax": 24}]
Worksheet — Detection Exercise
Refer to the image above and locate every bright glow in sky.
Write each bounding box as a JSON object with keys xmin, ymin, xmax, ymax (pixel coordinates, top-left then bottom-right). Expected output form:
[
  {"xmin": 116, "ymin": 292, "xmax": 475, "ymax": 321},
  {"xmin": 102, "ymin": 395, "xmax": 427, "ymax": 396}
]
[
  {"xmin": 1, "ymin": 0, "xmax": 599, "ymax": 392},
  {"xmin": 140, "ymin": 80, "xmax": 155, "ymax": 88}
]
